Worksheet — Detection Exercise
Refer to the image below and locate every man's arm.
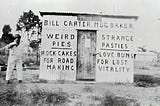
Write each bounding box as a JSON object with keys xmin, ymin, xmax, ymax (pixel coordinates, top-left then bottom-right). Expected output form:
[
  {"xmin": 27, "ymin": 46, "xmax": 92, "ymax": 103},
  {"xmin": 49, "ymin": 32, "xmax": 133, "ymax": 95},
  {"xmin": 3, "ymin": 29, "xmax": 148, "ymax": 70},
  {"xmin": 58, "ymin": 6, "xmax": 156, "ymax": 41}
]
[
  {"xmin": 0, "ymin": 42, "xmax": 17, "ymax": 51},
  {"xmin": 7, "ymin": 42, "xmax": 17, "ymax": 49}
]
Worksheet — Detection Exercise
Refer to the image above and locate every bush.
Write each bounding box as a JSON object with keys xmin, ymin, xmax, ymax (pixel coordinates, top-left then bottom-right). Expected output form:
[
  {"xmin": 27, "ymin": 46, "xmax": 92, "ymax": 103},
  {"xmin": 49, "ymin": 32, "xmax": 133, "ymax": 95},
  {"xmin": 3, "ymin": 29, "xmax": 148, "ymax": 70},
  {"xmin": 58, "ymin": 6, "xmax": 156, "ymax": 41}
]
[
  {"xmin": 134, "ymin": 74, "xmax": 160, "ymax": 87},
  {"xmin": 29, "ymin": 88, "xmax": 47, "ymax": 104},
  {"xmin": 29, "ymin": 87, "xmax": 70, "ymax": 105},
  {"xmin": 45, "ymin": 89, "xmax": 70, "ymax": 105},
  {"xmin": 100, "ymin": 93, "xmax": 140, "ymax": 106},
  {"xmin": 0, "ymin": 85, "xmax": 25, "ymax": 106}
]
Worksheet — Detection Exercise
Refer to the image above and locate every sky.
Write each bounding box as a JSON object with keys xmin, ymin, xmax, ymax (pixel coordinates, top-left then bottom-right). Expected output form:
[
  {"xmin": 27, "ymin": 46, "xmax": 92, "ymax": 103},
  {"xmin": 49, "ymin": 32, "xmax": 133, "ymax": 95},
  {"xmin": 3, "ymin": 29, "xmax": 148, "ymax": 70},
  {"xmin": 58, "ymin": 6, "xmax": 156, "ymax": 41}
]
[{"xmin": 0, "ymin": 0, "xmax": 160, "ymax": 51}]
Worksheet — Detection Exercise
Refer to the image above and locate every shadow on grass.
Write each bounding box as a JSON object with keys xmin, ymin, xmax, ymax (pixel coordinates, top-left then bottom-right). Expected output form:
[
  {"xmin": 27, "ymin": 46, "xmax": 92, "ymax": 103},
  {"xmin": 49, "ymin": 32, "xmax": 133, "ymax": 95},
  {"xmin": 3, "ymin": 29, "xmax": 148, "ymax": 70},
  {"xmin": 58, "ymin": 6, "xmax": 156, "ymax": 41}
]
[
  {"xmin": 29, "ymin": 87, "xmax": 70, "ymax": 105},
  {"xmin": 134, "ymin": 74, "xmax": 160, "ymax": 87},
  {"xmin": 0, "ymin": 85, "xmax": 70, "ymax": 106},
  {"xmin": 101, "ymin": 93, "xmax": 140, "ymax": 106},
  {"xmin": 0, "ymin": 84, "xmax": 26, "ymax": 106}
]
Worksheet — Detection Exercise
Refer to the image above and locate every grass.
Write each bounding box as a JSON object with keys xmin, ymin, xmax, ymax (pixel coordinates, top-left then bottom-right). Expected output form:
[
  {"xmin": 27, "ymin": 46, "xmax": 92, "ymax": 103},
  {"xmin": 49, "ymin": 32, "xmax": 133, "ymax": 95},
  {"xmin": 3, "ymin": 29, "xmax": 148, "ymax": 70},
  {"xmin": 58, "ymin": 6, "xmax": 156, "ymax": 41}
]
[
  {"xmin": 0, "ymin": 84, "xmax": 70, "ymax": 106},
  {"xmin": 0, "ymin": 85, "xmax": 26, "ymax": 106},
  {"xmin": 29, "ymin": 87, "xmax": 70, "ymax": 105},
  {"xmin": 134, "ymin": 74, "xmax": 160, "ymax": 87},
  {"xmin": 82, "ymin": 86, "xmax": 94, "ymax": 93},
  {"xmin": 100, "ymin": 93, "xmax": 140, "ymax": 106},
  {"xmin": 0, "ymin": 84, "xmax": 141, "ymax": 106}
]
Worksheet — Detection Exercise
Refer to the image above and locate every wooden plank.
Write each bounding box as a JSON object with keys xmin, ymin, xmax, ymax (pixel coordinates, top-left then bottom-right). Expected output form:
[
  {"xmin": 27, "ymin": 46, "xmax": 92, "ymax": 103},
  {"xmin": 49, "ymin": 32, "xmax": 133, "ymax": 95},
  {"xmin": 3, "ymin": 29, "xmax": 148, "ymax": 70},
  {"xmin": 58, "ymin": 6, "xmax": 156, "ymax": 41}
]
[{"xmin": 77, "ymin": 30, "xmax": 96, "ymax": 80}]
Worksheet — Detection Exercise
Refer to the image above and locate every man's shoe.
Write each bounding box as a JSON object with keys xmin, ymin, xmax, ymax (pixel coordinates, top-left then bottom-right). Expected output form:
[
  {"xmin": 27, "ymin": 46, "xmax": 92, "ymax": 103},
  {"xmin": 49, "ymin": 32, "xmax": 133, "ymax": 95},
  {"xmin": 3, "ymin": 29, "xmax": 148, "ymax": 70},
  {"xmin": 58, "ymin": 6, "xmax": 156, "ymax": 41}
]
[{"xmin": 18, "ymin": 80, "xmax": 22, "ymax": 83}]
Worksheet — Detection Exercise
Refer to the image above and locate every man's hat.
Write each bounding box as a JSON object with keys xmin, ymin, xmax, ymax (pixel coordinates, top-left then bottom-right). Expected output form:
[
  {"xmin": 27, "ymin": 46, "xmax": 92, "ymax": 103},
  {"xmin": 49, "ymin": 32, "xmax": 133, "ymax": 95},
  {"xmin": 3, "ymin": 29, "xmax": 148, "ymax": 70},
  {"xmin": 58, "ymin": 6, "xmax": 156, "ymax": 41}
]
[{"xmin": 14, "ymin": 34, "xmax": 21, "ymax": 39}]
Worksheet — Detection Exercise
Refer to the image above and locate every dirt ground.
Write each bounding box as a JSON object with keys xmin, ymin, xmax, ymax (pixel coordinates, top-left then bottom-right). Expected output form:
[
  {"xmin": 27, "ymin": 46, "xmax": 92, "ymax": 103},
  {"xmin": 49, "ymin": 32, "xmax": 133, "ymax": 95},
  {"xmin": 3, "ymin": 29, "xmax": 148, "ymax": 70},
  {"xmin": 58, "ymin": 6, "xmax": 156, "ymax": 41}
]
[{"xmin": 1, "ymin": 61, "xmax": 160, "ymax": 106}]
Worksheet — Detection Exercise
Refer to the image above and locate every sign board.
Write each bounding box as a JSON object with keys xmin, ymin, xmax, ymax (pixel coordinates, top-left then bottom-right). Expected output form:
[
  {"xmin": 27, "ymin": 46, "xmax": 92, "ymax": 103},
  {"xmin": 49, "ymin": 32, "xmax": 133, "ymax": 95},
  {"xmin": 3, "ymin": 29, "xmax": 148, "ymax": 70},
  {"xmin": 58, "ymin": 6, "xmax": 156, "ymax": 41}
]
[
  {"xmin": 96, "ymin": 18, "xmax": 135, "ymax": 83},
  {"xmin": 40, "ymin": 16, "xmax": 77, "ymax": 80},
  {"xmin": 40, "ymin": 13, "xmax": 136, "ymax": 83}
]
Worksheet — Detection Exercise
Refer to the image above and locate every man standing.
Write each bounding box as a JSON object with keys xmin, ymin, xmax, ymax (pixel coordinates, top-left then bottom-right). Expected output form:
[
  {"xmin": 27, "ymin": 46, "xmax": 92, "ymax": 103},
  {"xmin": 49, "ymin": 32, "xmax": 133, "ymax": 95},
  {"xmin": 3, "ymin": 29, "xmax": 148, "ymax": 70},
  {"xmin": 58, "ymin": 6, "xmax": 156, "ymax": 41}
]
[{"xmin": 0, "ymin": 34, "xmax": 24, "ymax": 84}]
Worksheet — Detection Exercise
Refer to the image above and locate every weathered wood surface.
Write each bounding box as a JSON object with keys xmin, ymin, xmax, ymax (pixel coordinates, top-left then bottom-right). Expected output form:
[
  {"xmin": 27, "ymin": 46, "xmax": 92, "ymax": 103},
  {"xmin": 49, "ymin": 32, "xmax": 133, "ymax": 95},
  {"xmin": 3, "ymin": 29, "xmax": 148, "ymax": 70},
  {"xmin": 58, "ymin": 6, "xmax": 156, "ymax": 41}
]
[{"xmin": 77, "ymin": 30, "xmax": 96, "ymax": 80}]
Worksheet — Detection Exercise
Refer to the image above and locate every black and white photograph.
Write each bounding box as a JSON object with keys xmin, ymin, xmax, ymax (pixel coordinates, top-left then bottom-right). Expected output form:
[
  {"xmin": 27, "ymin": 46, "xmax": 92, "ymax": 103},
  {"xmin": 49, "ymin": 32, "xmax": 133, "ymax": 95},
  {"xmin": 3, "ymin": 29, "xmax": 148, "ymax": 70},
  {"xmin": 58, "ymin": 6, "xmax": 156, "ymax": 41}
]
[{"xmin": 0, "ymin": 0, "xmax": 160, "ymax": 105}]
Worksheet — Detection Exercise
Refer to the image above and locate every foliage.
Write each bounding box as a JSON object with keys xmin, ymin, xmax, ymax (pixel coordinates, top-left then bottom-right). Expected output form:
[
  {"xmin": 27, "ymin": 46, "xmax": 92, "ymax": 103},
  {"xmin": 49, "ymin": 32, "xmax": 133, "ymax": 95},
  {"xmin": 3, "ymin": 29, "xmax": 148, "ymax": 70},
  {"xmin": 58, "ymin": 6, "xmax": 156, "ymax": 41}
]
[
  {"xmin": 30, "ymin": 87, "xmax": 70, "ymax": 105},
  {"xmin": 29, "ymin": 40, "xmax": 39, "ymax": 49},
  {"xmin": 0, "ymin": 85, "xmax": 70, "ymax": 106},
  {"xmin": 100, "ymin": 93, "xmax": 140, "ymax": 106},
  {"xmin": 1, "ymin": 25, "xmax": 15, "ymax": 44},
  {"xmin": 2, "ymin": 25, "xmax": 12, "ymax": 34},
  {"xmin": 134, "ymin": 74, "xmax": 160, "ymax": 87},
  {"xmin": 29, "ymin": 88, "xmax": 47, "ymax": 104},
  {"xmin": 0, "ymin": 85, "xmax": 25, "ymax": 106},
  {"xmin": 16, "ymin": 10, "xmax": 42, "ymax": 32}
]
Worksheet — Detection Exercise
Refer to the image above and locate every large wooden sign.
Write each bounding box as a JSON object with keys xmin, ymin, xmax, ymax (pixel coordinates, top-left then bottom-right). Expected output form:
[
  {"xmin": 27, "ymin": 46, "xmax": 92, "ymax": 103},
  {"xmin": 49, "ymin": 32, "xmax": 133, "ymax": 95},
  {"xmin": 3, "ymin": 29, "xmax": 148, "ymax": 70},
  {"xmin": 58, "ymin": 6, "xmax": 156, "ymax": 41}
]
[
  {"xmin": 95, "ymin": 18, "xmax": 135, "ymax": 83},
  {"xmin": 40, "ymin": 16, "xmax": 77, "ymax": 80},
  {"xmin": 96, "ymin": 32, "xmax": 135, "ymax": 82},
  {"xmin": 40, "ymin": 14, "xmax": 136, "ymax": 82}
]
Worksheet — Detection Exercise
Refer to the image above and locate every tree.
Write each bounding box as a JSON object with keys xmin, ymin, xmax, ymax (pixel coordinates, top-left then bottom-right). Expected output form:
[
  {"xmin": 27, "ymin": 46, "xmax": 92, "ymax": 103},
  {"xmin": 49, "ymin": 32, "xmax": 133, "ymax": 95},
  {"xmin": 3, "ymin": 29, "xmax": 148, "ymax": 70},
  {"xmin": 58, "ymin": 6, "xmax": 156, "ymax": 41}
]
[
  {"xmin": 1, "ymin": 25, "xmax": 14, "ymax": 44},
  {"xmin": 16, "ymin": 10, "xmax": 42, "ymax": 41},
  {"xmin": 16, "ymin": 10, "xmax": 42, "ymax": 65},
  {"xmin": 29, "ymin": 40, "xmax": 39, "ymax": 50},
  {"xmin": 2, "ymin": 24, "xmax": 11, "ymax": 34}
]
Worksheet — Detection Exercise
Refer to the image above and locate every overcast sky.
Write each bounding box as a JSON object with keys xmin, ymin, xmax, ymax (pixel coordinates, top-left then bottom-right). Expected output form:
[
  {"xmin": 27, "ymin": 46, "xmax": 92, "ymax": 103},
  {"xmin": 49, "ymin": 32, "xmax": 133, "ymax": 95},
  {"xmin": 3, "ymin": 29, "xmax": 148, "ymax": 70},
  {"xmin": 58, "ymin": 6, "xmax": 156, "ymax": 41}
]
[{"xmin": 1, "ymin": 0, "xmax": 160, "ymax": 51}]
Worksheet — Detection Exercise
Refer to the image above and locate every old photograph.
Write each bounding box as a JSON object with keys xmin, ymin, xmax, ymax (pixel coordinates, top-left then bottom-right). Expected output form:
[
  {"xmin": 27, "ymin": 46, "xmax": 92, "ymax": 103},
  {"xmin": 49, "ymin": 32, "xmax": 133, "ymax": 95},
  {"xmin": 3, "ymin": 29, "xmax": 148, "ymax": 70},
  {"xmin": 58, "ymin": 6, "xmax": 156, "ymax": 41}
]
[{"xmin": 0, "ymin": 0, "xmax": 160, "ymax": 106}]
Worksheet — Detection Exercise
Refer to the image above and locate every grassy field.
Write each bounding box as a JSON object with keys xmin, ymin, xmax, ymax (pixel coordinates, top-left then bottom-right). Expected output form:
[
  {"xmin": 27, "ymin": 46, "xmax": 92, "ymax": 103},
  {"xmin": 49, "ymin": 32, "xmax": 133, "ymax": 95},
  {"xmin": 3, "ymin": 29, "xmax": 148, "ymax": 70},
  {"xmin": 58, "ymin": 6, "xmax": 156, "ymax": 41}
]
[{"xmin": 0, "ymin": 61, "xmax": 160, "ymax": 106}]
